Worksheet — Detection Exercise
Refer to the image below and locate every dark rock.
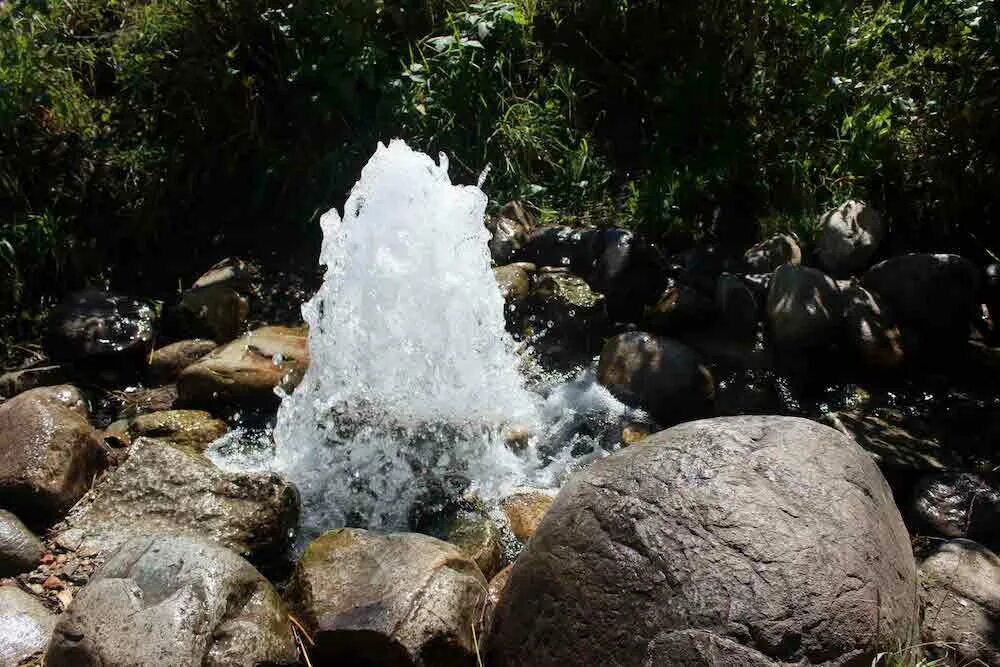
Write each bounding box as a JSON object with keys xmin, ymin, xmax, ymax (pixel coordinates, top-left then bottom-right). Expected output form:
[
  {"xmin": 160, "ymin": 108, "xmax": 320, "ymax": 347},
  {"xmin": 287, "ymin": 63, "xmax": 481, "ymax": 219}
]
[
  {"xmin": 842, "ymin": 283, "xmax": 905, "ymax": 369},
  {"xmin": 0, "ymin": 386, "xmax": 106, "ymax": 525},
  {"xmin": 862, "ymin": 253, "xmax": 981, "ymax": 341},
  {"xmin": 822, "ymin": 408, "xmax": 957, "ymax": 473},
  {"xmin": 0, "ymin": 364, "xmax": 67, "ymax": 399},
  {"xmin": 524, "ymin": 273, "xmax": 607, "ymax": 358},
  {"xmin": 816, "ymin": 200, "xmax": 885, "ymax": 276},
  {"xmin": 597, "ymin": 332, "xmax": 714, "ymax": 425},
  {"xmin": 178, "ymin": 325, "xmax": 308, "ymax": 408},
  {"xmin": 766, "ymin": 264, "xmax": 842, "ymax": 351},
  {"xmin": 589, "ymin": 229, "xmax": 665, "ymax": 322},
  {"xmin": 0, "ymin": 586, "xmax": 58, "ymax": 666},
  {"xmin": 147, "ymin": 339, "xmax": 218, "ymax": 384},
  {"xmin": 644, "ymin": 283, "xmax": 715, "ymax": 334},
  {"xmin": 127, "ymin": 410, "xmax": 228, "ymax": 452},
  {"xmin": 919, "ymin": 539, "xmax": 1000, "ymax": 666},
  {"xmin": 487, "ymin": 416, "xmax": 919, "ymax": 667},
  {"xmin": 493, "ymin": 264, "xmax": 531, "ymax": 303},
  {"xmin": 286, "ymin": 528, "xmax": 487, "ymax": 666},
  {"xmin": 0, "ymin": 509, "xmax": 44, "ymax": 576},
  {"xmin": 913, "ymin": 473, "xmax": 1000, "ymax": 550},
  {"xmin": 715, "ymin": 273, "xmax": 759, "ymax": 338},
  {"xmin": 744, "ymin": 234, "xmax": 801, "ymax": 273},
  {"xmin": 489, "ymin": 216, "xmax": 532, "ymax": 265},
  {"xmin": 44, "ymin": 290, "xmax": 158, "ymax": 370},
  {"xmin": 177, "ymin": 286, "xmax": 249, "ymax": 344},
  {"xmin": 114, "ymin": 384, "xmax": 179, "ymax": 420},
  {"xmin": 191, "ymin": 257, "xmax": 259, "ymax": 292},
  {"xmin": 46, "ymin": 534, "xmax": 298, "ymax": 667},
  {"xmin": 51, "ymin": 437, "xmax": 298, "ymax": 569},
  {"xmin": 515, "ymin": 225, "xmax": 597, "ymax": 275}
]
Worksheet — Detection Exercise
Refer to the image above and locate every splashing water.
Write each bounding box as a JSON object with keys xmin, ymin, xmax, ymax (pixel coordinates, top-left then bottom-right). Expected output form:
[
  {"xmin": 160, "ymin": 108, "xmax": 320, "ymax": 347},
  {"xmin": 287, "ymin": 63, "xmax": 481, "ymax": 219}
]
[{"xmin": 214, "ymin": 140, "xmax": 641, "ymax": 543}]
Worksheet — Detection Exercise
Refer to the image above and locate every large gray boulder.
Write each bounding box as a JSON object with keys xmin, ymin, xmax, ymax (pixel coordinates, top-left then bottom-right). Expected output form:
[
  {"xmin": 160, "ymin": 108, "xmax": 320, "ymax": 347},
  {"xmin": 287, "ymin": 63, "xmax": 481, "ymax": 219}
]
[
  {"xmin": 816, "ymin": 200, "xmax": 885, "ymax": 276},
  {"xmin": 0, "ymin": 386, "xmax": 105, "ymax": 525},
  {"xmin": 767, "ymin": 264, "xmax": 842, "ymax": 351},
  {"xmin": 286, "ymin": 528, "xmax": 487, "ymax": 666},
  {"xmin": 0, "ymin": 509, "xmax": 44, "ymax": 577},
  {"xmin": 487, "ymin": 416, "xmax": 919, "ymax": 666},
  {"xmin": 0, "ymin": 586, "xmax": 58, "ymax": 666},
  {"xmin": 51, "ymin": 437, "xmax": 297, "ymax": 569},
  {"xmin": 597, "ymin": 331, "xmax": 714, "ymax": 425},
  {"xmin": 45, "ymin": 535, "xmax": 298, "ymax": 667},
  {"xmin": 919, "ymin": 539, "xmax": 1000, "ymax": 666}
]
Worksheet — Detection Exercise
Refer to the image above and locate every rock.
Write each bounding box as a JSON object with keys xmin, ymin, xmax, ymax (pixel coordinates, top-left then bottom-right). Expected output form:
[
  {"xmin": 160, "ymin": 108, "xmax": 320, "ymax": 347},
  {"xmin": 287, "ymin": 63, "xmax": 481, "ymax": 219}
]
[
  {"xmin": 862, "ymin": 253, "xmax": 981, "ymax": 341},
  {"xmin": 482, "ymin": 564, "xmax": 514, "ymax": 639},
  {"xmin": 191, "ymin": 257, "xmax": 259, "ymax": 292},
  {"xmin": 46, "ymin": 534, "xmax": 297, "ymax": 667},
  {"xmin": 493, "ymin": 264, "xmax": 531, "ymax": 303},
  {"xmin": 766, "ymin": 264, "xmax": 842, "ymax": 351},
  {"xmin": 842, "ymin": 283, "xmax": 905, "ymax": 368},
  {"xmin": 822, "ymin": 408, "xmax": 958, "ymax": 473},
  {"xmin": 525, "ymin": 273, "xmax": 607, "ymax": 356},
  {"xmin": 0, "ymin": 386, "xmax": 106, "ymax": 525},
  {"xmin": 177, "ymin": 286, "xmax": 250, "ymax": 343},
  {"xmin": 744, "ymin": 234, "xmax": 801, "ymax": 273},
  {"xmin": 177, "ymin": 325, "xmax": 308, "ymax": 408},
  {"xmin": 919, "ymin": 539, "xmax": 1000, "ymax": 666},
  {"xmin": 596, "ymin": 332, "xmax": 714, "ymax": 425},
  {"xmin": 44, "ymin": 290, "xmax": 158, "ymax": 369},
  {"xmin": 589, "ymin": 228, "xmax": 665, "ymax": 322},
  {"xmin": 715, "ymin": 273, "xmax": 759, "ymax": 337},
  {"xmin": 489, "ymin": 216, "xmax": 531, "ymax": 265},
  {"xmin": 621, "ymin": 423, "xmax": 651, "ymax": 446},
  {"xmin": 516, "ymin": 225, "xmax": 597, "ymax": 275},
  {"xmin": 913, "ymin": 473, "xmax": 1000, "ymax": 550},
  {"xmin": 816, "ymin": 200, "xmax": 885, "ymax": 276},
  {"xmin": 147, "ymin": 339, "xmax": 218, "ymax": 384},
  {"xmin": 286, "ymin": 528, "xmax": 487, "ymax": 666},
  {"xmin": 500, "ymin": 492, "xmax": 553, "ymax": 543},
  {"xmin": 447, "ymin": 511, "xmax": 503, "ymax": 579},
  {"xmin": 0, "ymin": 364, "xmax": 67, "ymax": 399},
  {"xmin": 499, "ymin": 200, "xmax": 537, "ymax": 230},
  {"xmin": 0, "ymin": 586, "xmax": 58, "ymax": 666},
  {"xmin": 115, "ymin": 384, "xmax": 179, "ymax": 420},
  {"xmin": 51, "ymin": 437, "xmax": 298, "ymax": 568},
  {"xmin": 644, "ymin": 283, "xmax": 715, "ymax": 334},
  {"xmin": 0, "ymin": 510, "xmax": 44, "ymax": 576},
  {"xmin": 127, "ymin": 410, "xmax": 228, "ymax": 451},
  {"xmin": 487, "ymin": 416, "xmax": 919, "ymax": 666}
]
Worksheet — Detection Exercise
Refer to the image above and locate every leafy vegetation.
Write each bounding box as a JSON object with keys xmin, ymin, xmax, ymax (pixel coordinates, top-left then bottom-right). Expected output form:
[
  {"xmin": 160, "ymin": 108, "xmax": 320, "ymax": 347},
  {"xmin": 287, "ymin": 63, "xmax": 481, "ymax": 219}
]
[{"xmin": 2, "ymin": 0, "xmax": 999, "ymax": 336}]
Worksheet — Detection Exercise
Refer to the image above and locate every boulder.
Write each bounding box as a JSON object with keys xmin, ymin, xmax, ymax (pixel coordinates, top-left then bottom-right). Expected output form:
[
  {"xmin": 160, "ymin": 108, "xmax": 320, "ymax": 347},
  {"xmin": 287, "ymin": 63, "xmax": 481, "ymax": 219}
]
[
  {"xmin": 766, "ymin": 264, "xmax": 842, "ymax": 351},
  {"xmin": 44, "ymin": 290, "xmax": 158, "ymax": 369},
  {"xmin": 493, "ymin": 264, "xmax": 531, "ymax": 303},
  {"xmin": 0, "ymin": 586, "xmax": 58, "ymax": 666},
  {"xmin": 589, "ymin": 229, "xmax": 665, "ymax": 322},
  {"xmin": 51, "ymin": 437, "xmax": 298, "ymax": 568},
  {"xmin": 644, "ymin": 283, "xmax": 715, "ymax": 334},
  {"xmin": 482, "ymin": 564, "xmax": 514, "ymax": 640},
  {"xmin": 500, "ymin": 492, "xmax": 554, "ymax": 543},
  {"xmin": 516, "ymin": 225, "xmax": 597, "ymax": 275},
  {"xmin": 715, "ymin": 273, "xmax": 759, "ymax": 338},
  {"xmin": 286, "ymin": 529, "xmax": 487, "ymax": 666},
  {"xmin": 114, "ymin": 384, "xmax": 179, "ymax": 420},
  {"xmin": 913, "ymin": 473, "xmax": 1000, "ymax": 551},
  {"xmin": 45, "ymin": 535, "xmax": 298, "ymax": 667},
  {"xmin": 842, "ymin": 283, "xmax": 905, "ymax": 369},
  {"xmin": 147, "ymin": 339, "xmax": 218, "ymax": 384},
  {"xmin": 127, "ymin": 409, "xmax": 228, "ymax": 451},
  {"xmin": 489, "ymin": 216, "xmax": 531, "ymax": 265},
  {"xmin": 919, "ymin": 539, "xmax": 1000, "ymax": 666},
  {"xmin": 178, "ymin": 325, "xmax": 308, "ymax": 408},
  {"xmin": 816, "ymin": 200, "xmax": 885, "ymax": 276},
  {"xmin": 525, "ymin": 273, "xmax": 607, "ymax": 357},
  {"xmin": 597, "ymin": 332, "xmax": 714, "ymax": 425},
  {"xmin": 191, "ymin": 257, "xmax": 259, "ymax": 292},
  {"xmin": 487, "ymin": 416, "xmax": 919, "ymax": 666},
  {"xmin": 446, "ymin": 511, "xmax": 503, "ymax": 580},
  {"xmin": 744, "ymin": 234, "xmax": 801, "ymax": 273},
  {"xmin": 862, "ymin": 253, "xmax": 981, "ymax": 341},
  {"xmin": 0, "ymin": 386, "xmax": 106, "ymax": 525},
  {"xmin": 0, "ymin": 364, "xmax": 67, "ymax": 399},
  {"xmin": 0, "ymin": 510, "xmax": 44, "ymax": 576},
  {"xmin": 177, "ymin": 286, "xmax": 249, "ymax": 344}
]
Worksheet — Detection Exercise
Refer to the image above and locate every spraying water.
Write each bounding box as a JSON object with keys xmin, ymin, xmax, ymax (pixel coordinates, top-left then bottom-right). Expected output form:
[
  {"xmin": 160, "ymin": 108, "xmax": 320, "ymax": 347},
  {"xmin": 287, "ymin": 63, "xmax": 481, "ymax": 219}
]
[{"xmin": 214, "ymin": 140, "xmax": 641, "ymax": 543}]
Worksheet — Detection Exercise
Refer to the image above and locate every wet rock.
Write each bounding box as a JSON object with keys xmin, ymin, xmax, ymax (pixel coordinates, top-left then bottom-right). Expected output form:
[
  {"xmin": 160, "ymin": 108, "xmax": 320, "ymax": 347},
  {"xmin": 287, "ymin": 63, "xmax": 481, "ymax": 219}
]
[
  {"xmin": 178, "ymin": 325, "xmax": 308, "ymax": 408},
  {"xmin": 191, "ymin": 256, "xmax": 259, "ymax": 292},
  {"xmin": 0, "ymin": 586, "xmax": 58, "ymax": 666},
  {"xmin": 500, "ymin": 492, "xmax": 553, "ymax": 543},
  {"xmin": 597, "ymin": 331, "xmax": 714, "ymax": 425},
  {"xmin": 482, "ymin": 564, "xmax": 514, "ymax": 639},
  {"xmin": 525, "ymin": 273, "xmax": 607, "ymax": 357},
  {"xmin": 516, "ymin": 225, "xmax": 597, "ymax": 275},
  {"xmin": 0, "ymin": 386, "xmax": 106, "ymax": 525},
  {"xmin": 0, "ymin": 510, "xmax": 44, "ymax": 576},
  {"xmin": 44, "ymin": 290, "xmax": 158, "ymax": 370},
  {"xmin": 766, "ymin": 264, "xmax": 842, "ymax": 351},
  {"xmin": 862, "ymin": 253, "xmax": 981, "ymax": 341},
  {"xmin": 816, "ymin": 200, "xmax": 885, "ymax": 276},
  {"xmin": 446, "ymin": 511, "xmax": 503, "ymax": 579},
  {"xmin": 147, "ymin": 339, "xmax": 218, "ymax": 384},
  {"xmin": 127, "ymin": 410, "xmax": 228, "ymax": 451},
  {"xmin": 715, "ymin": 273, "xmax": 759, "ymax": 338},
  {"xmin": 823, "ymin": 408, "xmax": 957, "ymax": 473},
  {"xmin": 0, "ymin": 364, "xmax": 67, "ymax": 399},
  {"xmin": 644, "ymin": 283, "xmax": 715, "ymax": 334},
  {"xmin": 493, "ymin": 264, "xmax": 531, "ymax": 303},
  {"xmin": 286, "ymin": 528, "xmax": 487, "ymax": 666},
  {"xmin": 51, "ymin": 437, "xmax": 298, "ymax": 568},
  {"xmin": 919, "ymin": 539, "xmax": 1000, "ymax": 666},
  {"xmin": 487, "ymin": 416, "xmax": 918, "ymax": 667},
  {"xmin": 114, "ymin": 384, "xmax": 179, "ymax": 420},
  {"xmin": 744, "ymin": 234, "xmax": 801, "ymax": 273},
  {"xmin": 842, "ymin": 283, "xmax": 905, "ymax": 369},
  {"xmin": 913, "ymin": 473, "xmax": 1000, "ymax": 550},
  {"xmin": 589, "ymin": 229, "xmax": 665, "ymax": 322},
  {"xmin": 177, "ymin": 286, "xmax": 250, "ymax": 344},
  {"xmin": 488, "ymin": 215, "xmax": 532, "ymax": 265},
  {"xmin": 46, "ymin": 534, "xmax": 298, "ymax": 667}
]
